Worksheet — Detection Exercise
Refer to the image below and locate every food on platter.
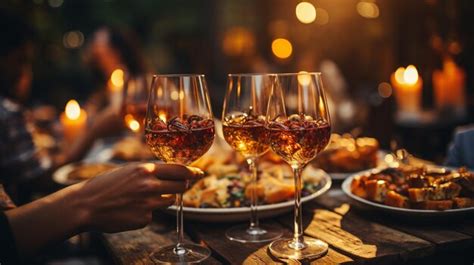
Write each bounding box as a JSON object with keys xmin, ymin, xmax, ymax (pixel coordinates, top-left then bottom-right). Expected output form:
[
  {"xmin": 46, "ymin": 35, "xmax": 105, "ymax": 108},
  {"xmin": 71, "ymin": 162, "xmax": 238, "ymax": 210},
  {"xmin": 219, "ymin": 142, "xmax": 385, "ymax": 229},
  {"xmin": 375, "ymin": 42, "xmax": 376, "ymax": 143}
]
[
  {"xmin": 67, "ymin": 163, "xmax": 118, "ymax": 181},
  {"xmin": 314, "ymin": 133, "xmax": 379, "ymax": 173},
  {"xmin": 111, "ymin": 136, "xmax": 154, "ymax": 161},
  {"xmin": 350, "ymin": 165, "xmax": 474, "ymax": 210},
  {"xmin": 184, "ymin": 150, "xmax": 324, "ymax": 208}
]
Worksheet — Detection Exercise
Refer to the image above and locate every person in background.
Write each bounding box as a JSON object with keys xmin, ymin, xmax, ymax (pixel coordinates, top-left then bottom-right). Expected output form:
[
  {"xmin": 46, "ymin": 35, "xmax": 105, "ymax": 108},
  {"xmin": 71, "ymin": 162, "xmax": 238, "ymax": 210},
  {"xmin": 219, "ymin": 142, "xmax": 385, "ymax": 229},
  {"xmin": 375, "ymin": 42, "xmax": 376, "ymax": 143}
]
[
  {"xmin": 83, "ymin": 26, "xmax": 148, "ymax": 115},
  {"xmin": 445, "ymin": 125, "xmax": 474, "ymax": 170},
  {"xmin": 0, "ymin": 10, "xmax": 124, "ymax": 198}
]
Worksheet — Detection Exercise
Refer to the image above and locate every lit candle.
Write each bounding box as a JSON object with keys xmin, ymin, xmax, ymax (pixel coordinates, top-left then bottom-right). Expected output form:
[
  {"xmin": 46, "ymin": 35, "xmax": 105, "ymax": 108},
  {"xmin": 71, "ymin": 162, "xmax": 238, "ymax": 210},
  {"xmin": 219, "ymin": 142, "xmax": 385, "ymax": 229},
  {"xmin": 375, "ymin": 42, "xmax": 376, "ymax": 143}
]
[
  {"xmin": 390, "ymin": 65, "xmax": 423, "ymax": 115},
  {"xmin": 60, "ymin": 100, "xmax": 87, "ymax": 143},
  {"xmin": 432, "ymin": 57, "xmax": 465, "ymax": 114}
]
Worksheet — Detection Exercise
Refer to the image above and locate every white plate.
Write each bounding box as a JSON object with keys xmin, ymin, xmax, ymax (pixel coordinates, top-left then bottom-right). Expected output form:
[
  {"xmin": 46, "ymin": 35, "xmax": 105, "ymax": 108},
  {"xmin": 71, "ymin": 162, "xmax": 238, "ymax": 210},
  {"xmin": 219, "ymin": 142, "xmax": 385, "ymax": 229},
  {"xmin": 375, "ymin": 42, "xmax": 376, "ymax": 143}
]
[
  {"xmin": 342, "ymin": 168, "xmax": 474, "ymax": 217},
  {"xmin": 165, "ymin": 169, "xmax": 332, "ymax": 222},
  {"xmin": 53, "ymin": 162, "xmax": 117, "ymax": 186},
  {"xmin": 328, "ymin": 151, "xmax": 387, "ymax": 181}
]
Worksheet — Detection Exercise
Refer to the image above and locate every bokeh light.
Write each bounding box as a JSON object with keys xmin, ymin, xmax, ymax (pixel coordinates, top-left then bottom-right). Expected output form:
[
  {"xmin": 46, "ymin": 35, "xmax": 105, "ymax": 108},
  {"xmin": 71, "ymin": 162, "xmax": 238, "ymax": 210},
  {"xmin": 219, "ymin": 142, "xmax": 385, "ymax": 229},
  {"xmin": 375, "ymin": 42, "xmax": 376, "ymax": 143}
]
[
  {"xmin": 357, "ymin": 1, "xmax": 379, "ymax": 19},
  {"xmin": 48, "ymin": 0, "xmax": 63, "ymax": 8},
  {"xmin": 297, "ymin": 71, "xmax": 311, "ymax": 86},
  {"xmin": 222, "ymin": 27, "xmax": 255, "ymax": 56},
  {"xmin": 63, "ymin": 31, "xmax": 84, "ymax": 49},
  {"xmin": 110, "ymin": 69, "xmax": 124, "ymax": 87},
  {"xmin": 315, "ymin": 8, "xmax": 329, "ymax": 25},
  {"xmin": 296, "ymin": 2, "xmax": 317, "ymax": 24},
  {"xmin": 271, "ymin": 38, "xmax": 293, "ymax": 59},
  {"xmin": 377, "ymin": 82, "xmax": 392, "ymax": 98}
]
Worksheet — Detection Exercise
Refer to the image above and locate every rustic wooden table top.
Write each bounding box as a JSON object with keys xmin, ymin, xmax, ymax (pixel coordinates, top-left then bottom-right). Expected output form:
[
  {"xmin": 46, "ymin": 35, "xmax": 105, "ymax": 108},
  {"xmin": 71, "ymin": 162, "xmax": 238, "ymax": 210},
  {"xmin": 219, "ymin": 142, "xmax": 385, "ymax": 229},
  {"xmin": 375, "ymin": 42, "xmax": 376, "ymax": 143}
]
[{"xmin": 101, "ymin": 188, "xmax": 474, "ymax": 264}]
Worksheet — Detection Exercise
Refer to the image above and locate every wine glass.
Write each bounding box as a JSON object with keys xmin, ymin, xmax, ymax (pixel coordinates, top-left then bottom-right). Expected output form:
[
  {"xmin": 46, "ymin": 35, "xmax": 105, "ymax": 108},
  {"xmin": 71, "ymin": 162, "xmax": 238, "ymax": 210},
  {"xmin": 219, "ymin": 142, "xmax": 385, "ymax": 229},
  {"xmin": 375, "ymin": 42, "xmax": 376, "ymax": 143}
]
[
  {"xmin": 266, "ymin": 72, "xmax": 331, "ymax": 261},
  {"xmin": 144, "ymin": 74, "xmax": 214, "ymax": 263},
  {"xmin": 222, "ymin": 74, "xmax": 283, "ymax": 243},
  {"xmin": 122, "ymin": 74, "xmax": 150, "ymax": 133}
]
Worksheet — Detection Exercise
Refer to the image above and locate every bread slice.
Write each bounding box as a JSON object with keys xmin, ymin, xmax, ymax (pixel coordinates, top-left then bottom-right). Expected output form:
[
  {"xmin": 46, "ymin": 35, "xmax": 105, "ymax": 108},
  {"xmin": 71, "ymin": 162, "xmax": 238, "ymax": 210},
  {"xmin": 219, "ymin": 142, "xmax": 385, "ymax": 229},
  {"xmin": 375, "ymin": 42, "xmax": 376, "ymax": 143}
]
[
  {"xmin": 365, "ymin": 179, "xmax": 387, "ymax": 203},
  {"xmin": 385, "ymin": 191, "xmax": 409, "ymax": 208}
]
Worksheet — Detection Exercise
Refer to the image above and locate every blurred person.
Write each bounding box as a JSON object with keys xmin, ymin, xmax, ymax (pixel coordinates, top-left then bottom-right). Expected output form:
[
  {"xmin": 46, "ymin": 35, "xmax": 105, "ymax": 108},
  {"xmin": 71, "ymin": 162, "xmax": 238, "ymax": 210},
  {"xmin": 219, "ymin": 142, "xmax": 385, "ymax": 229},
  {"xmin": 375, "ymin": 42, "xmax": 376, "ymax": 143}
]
[
  {"xmin": 445, "ymin": 125, "xmax": 474, "ymax": 170},
  {"xmin": 0, "ymin": 162, "xmax": 202, "ymax": 264},
  {"xmin": 0, "ymin": 10, "xmax": 121, "ymax": 197},
  {"xmin": 83, "ymin": 26, "xmax": 148, "ymax": 115}
]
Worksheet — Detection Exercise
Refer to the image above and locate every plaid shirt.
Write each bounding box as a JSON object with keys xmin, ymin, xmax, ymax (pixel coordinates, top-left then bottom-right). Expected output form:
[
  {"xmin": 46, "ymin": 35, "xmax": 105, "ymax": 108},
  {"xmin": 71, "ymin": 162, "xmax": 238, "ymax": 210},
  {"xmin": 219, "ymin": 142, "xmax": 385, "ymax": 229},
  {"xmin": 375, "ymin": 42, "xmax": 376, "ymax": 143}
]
[{"xmin": 0, "ymin": 96, "xmax": 47, "ymax": 184}]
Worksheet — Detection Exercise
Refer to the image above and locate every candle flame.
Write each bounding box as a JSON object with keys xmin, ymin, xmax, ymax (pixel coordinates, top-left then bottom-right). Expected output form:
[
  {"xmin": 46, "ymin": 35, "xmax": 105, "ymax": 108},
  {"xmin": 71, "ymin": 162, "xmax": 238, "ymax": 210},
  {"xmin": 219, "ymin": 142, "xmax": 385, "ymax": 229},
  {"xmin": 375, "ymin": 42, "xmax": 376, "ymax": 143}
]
[
  {"xmin": 394, "ymin": 65, "xmax": 419, "ymax": 85},
  {"xmin": 404, "ymin": 65, "xmax": 419, "ymax": 85},
  {"xmin": 65, "ymin": 100, "xmax": 81, "ymax": 120},
  {"xmin": 394, "ymin": 67, "xmax": 405, "ymax": 84}
]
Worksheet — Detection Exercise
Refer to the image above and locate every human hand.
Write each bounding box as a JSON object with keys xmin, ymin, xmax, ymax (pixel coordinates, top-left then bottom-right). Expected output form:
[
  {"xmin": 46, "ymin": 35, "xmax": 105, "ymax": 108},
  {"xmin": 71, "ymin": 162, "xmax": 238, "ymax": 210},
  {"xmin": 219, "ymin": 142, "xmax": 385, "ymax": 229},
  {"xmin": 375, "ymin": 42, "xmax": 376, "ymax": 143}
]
[{"xmin": 74, "ymin": 162, "xmax": 203, "ymax": 233}]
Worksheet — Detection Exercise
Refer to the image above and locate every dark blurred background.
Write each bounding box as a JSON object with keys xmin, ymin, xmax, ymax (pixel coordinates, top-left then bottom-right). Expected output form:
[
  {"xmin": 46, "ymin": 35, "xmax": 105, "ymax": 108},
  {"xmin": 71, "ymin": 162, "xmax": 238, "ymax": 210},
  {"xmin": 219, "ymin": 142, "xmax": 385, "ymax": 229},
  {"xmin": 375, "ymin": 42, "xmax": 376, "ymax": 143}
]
[{"xmin": 1, "ymin": 0, "xmax": 473, "ymax": 162}]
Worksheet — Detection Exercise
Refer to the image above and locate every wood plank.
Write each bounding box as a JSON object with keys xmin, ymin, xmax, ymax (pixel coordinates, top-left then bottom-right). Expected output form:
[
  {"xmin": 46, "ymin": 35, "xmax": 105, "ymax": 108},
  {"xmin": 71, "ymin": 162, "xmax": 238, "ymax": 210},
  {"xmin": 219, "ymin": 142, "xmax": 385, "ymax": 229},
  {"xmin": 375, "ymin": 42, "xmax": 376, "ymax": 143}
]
[
  {"xmin": 314, "ymin": 189, "xmax": 474, "ymax": 252},
  {"xmin": 102, "ymin": 216, "xmax": 221, "ymax": 265},
  {"xmin": 278, "ymin": 192, "xmax": 434, "ymax": 264},
  {"xmin": 188, "ymin": 220, "xmax": 353, "ymax": 265}
]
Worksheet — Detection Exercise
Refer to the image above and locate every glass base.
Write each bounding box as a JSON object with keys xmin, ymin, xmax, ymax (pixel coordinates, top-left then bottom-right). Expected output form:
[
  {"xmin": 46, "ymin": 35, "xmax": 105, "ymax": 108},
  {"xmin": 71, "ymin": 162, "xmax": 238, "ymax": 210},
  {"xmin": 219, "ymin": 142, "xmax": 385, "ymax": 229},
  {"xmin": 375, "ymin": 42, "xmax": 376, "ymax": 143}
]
[
  {"xmin": 269, "ymin": 236, "xmax": 328, "ymax": 261},
  {"xmin": 225, "ymin": 224, "xmax": 283, "ymax": 243},
  {"xmin": 150, "ymin": 243, "xmax": 210, "ymax": 264}
]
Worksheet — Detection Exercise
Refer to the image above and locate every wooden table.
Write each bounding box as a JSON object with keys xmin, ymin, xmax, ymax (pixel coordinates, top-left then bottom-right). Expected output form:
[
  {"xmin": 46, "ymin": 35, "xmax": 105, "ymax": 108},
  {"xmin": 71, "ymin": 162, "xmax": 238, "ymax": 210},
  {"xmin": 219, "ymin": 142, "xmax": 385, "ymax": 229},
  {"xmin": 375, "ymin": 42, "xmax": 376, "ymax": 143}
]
[{"xmin": 101, "ymin": 188, "xmax": 474, "ymax": 264}]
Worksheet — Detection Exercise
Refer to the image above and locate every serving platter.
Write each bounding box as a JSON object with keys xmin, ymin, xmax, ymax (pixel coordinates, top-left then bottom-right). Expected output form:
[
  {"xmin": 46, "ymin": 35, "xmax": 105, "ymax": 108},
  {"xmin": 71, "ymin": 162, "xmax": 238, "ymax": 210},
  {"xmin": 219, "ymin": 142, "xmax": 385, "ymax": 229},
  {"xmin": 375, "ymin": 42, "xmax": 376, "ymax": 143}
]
[
  {"xmin": 165, "ymin": 169, "xmax": 332, "ymax": 222},
  {"xmin": 341, "ymin": 168, "xmax": 474, "ymax": 217}
]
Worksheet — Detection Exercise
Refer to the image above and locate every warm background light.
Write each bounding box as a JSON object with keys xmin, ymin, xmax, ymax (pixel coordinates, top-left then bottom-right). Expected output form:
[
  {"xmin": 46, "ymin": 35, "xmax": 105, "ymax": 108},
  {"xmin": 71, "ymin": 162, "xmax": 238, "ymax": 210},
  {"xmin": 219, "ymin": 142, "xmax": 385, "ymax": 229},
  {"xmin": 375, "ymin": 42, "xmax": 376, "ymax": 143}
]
[
  {"xmin": 63, "ymin": 31, "xmax": 84, "ymax": 49},
  {"xmin": 124, "ymin": 114, "xmax": 141, "ymax": 132},
  {"xmin": 110, "ymin": 69, "xmax": 124, "ymax": 88},
  {"xmin": 403, "ymin": 65, "xmax": 419, "ymax": 85},
  {"xmin": 394, "ymin": 67, "xmax": 405, "ymax": 84},
  {"xmin": 297, "ymin": 71, "xmax": 311, "ymax": 86},
  {"xmin": 65, "ymin": 99, "xmax": 81, "ymax": 120},
  {"xmin": 222, "ymin": 27, "xmax": 255, "ymax": 56},
  {"xmin": 377, "ymin": 82, "xmax": 392, "ymax": 98},
  {"xmin": 296, "ymin": 2, "xmax": 317, "ymax": 24},
  {"xmin": 272, "ymin": 38, "xmax": 293, "ymax": 59},
  {"xmin": 357, "ymin": 0, "xmax": 379, "ymax": 19},
  {"xmin": 315, "ymin": 8, "xmax": 329, "ymax": 25}
]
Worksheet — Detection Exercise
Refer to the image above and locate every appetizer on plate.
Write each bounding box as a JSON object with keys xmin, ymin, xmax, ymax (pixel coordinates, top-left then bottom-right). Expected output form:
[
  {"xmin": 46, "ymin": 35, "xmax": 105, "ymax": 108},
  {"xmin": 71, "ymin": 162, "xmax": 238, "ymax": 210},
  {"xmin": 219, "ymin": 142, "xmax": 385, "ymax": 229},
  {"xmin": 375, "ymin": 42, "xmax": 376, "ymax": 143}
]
[
  {"xmin": 350, "ymin": 165, "xmax": 474, "ymax": 210},
  {"xmin": 314, "ymin": 133, "xmax": 380, "ymax": 173},
  {"xmin": 185, "ymin": 150, "xmax": 325, "ymax": 208}
]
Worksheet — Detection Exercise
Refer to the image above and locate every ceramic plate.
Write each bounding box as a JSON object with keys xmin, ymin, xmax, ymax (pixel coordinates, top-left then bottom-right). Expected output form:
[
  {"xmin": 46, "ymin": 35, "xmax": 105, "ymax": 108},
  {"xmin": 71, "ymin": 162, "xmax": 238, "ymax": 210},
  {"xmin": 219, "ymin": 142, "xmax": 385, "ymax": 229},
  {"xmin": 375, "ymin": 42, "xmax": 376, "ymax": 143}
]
[
  {"xmin": 165, "ymin": 169, "xmax": 332, "ymax": 222},
  {"xmin": 53, "ymin": 162, "xmax": 117, "ymax": 185},
  {"xmin": 342, "ymin": 168, "xmax": 474, "ymax": 217}
]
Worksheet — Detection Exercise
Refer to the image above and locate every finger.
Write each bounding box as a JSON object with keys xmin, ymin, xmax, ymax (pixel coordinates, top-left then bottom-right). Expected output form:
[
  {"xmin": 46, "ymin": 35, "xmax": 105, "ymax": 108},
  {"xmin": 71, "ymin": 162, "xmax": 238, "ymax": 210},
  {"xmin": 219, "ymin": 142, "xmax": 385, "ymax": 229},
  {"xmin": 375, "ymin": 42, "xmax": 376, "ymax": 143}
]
[
  {"xmin": 141, "ymin": 163, "xmax": 205, "ymax": 181},
  {"xmin": 153, "ymin": 179, "xmax": 187, "ymax": 194},
  {"xmin": 150, "ymin": 195, "xmax": 177, "ymax": 209}
]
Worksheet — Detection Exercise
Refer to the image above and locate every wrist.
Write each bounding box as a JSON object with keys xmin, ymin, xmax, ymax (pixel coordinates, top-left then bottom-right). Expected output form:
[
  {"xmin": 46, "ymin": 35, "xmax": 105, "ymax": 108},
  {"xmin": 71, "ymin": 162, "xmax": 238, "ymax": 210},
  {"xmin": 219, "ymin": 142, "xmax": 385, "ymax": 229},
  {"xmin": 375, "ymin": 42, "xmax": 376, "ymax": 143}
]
[{"xmin": 65, "ymin": 182, "xmax": 93, "ymax": 233}]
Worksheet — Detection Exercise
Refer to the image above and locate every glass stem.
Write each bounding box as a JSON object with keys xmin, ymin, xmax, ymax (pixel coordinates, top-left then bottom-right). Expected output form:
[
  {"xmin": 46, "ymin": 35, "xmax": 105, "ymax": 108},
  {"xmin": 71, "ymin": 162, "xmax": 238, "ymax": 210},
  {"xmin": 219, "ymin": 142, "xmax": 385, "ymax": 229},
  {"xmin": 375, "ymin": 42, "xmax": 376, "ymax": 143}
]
[
  {"xmin": 175, "ymin": 193, "xmax": 186, "ymax": 255},
  {"xmin": 291, "ymin": 165, "xmax": 306, "ymax": 250},
  {"xmin": 247, "ymin": 158, "xmax": 259, "ymax": 230}
]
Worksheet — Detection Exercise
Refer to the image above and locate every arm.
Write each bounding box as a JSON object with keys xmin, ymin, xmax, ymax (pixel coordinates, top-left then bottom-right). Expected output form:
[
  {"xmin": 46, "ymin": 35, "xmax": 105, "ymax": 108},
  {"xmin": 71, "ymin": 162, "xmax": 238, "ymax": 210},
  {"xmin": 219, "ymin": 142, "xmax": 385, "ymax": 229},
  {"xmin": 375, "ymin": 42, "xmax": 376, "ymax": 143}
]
[
  {"xmin": 55, "ymin": 106, "xmax": 124, "ymax": 167},
  {"xmin": 4, "ymin": 163, "xmax": 202, "ymax": 259}
]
